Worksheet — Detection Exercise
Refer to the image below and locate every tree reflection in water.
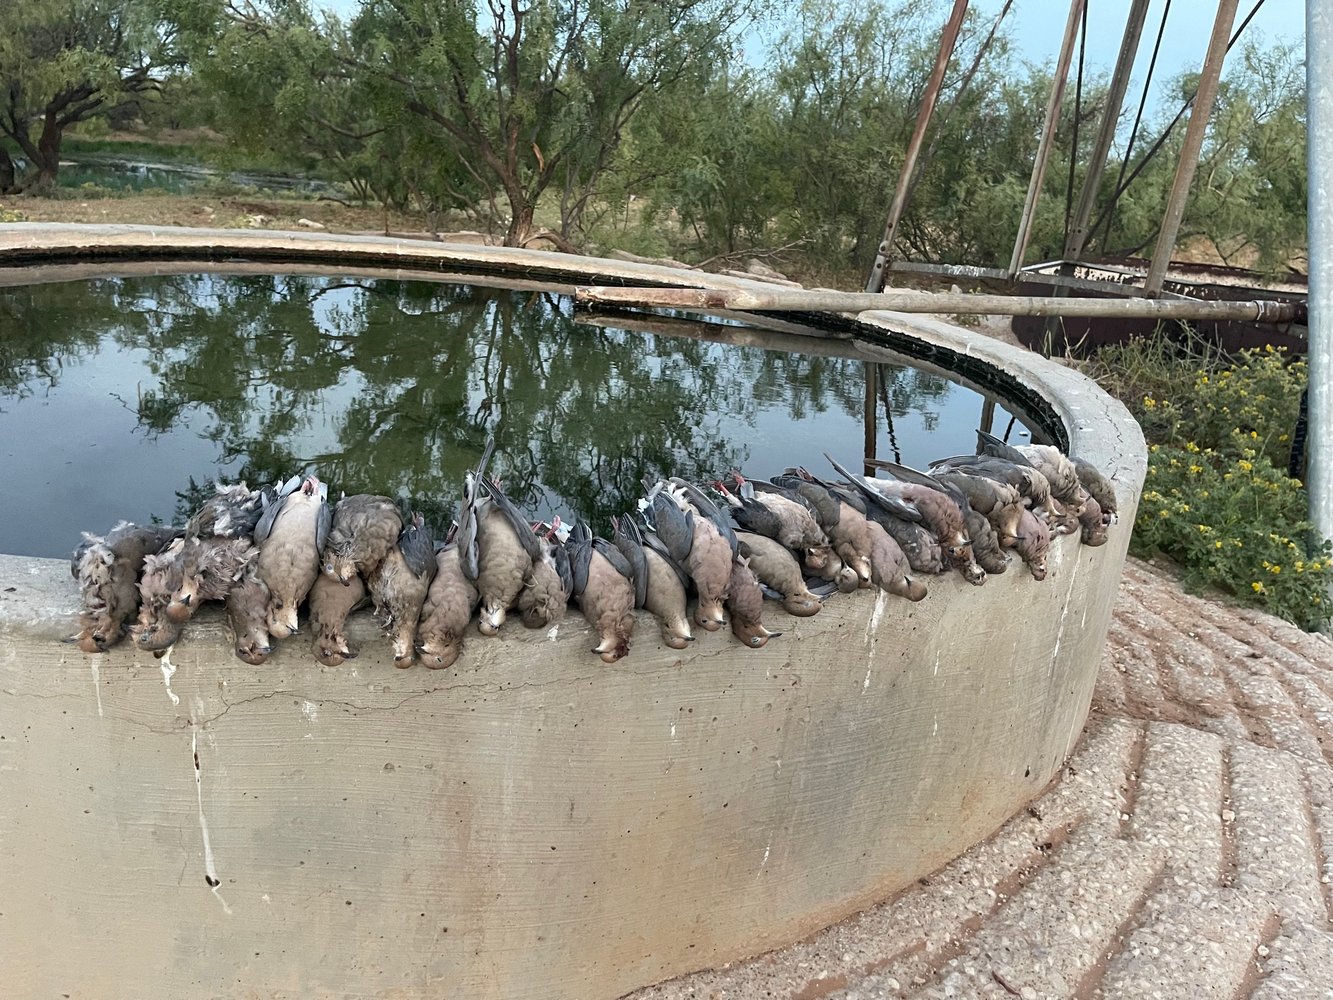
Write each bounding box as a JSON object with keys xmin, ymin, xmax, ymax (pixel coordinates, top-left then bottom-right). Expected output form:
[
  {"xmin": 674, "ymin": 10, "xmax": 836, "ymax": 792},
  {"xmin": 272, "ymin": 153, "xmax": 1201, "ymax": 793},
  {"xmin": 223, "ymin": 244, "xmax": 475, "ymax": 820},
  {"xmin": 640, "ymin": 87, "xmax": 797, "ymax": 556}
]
[{"xmin": 0, "ymin": 273, "xmax": 1015, "ymax": 558}]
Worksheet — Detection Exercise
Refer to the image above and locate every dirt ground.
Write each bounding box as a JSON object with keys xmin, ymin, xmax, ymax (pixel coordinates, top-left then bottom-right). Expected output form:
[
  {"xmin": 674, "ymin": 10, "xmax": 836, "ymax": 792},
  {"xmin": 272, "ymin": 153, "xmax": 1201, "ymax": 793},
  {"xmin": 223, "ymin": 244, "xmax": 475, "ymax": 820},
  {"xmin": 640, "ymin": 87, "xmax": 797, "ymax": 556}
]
[{"xmin": 0, "ymin": 190, "xmax": 467, "ymax": 243}]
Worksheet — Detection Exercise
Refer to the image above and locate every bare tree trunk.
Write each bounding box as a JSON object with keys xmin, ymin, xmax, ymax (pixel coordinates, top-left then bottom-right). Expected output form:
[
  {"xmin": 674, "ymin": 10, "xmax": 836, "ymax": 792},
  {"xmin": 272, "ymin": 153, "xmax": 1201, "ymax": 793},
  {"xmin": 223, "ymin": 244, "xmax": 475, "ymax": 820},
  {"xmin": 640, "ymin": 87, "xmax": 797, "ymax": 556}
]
[
  {"xmin": 505, "ymin": 198, "xmax": 535, "ymax": 247},
  {"xmin": 32, "ymin": 113, "xmax": 63, "ymax": 192},
  {"xmin": 0, "ymin": 147, "xmax": 15, "ymax": 194}
]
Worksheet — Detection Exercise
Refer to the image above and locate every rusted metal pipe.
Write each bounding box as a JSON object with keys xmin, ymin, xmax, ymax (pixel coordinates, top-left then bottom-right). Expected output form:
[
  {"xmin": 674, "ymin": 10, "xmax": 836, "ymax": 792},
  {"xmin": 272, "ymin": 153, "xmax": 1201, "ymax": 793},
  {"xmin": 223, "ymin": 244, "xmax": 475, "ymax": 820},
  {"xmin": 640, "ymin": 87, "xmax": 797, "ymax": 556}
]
[
  {"xmin": 863, "ymin": 362, "xmax": 878, "ymax": 475},
  {"xmin": 1144, "ymin": 0, "xmax": 1241, "ymax": 295},
  {"xmin": 1064, "ymin": 0, "xmax": 1151, "ymax": 263},
  {"xmin": 865, "ymin": 0, "xmax": 970, "ymax": 293},
  {"xmin": 575, "ymin": 284, "xmax": 1304, "ymax": 323},
  {"xmin": 1008, "ymin": 0, "xmax": 1086, "ymax": 277}
]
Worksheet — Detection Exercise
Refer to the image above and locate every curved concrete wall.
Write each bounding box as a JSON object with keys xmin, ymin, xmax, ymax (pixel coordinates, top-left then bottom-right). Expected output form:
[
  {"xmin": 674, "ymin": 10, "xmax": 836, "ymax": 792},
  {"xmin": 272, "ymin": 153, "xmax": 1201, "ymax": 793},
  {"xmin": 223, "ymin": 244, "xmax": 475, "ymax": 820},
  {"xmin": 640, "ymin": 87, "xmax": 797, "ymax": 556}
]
[{"xmin": 0, "ymin": 226, "xmax": 1146, "ymax": 999}]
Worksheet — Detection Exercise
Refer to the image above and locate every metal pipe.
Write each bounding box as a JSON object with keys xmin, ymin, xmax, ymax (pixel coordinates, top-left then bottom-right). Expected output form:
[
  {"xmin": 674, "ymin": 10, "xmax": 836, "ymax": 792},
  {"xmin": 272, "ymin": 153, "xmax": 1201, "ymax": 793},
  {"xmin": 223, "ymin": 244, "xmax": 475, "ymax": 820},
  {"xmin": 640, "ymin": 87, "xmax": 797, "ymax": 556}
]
[
  {"xmin": 864, "ymin": 362, "xmax": 878, "ymax": 475},
  {"xmin": 575, "ymin": 284, "xmax": 1304, "ymax": 322},
  {"xmin": 865, "ymin": 0, "xmax": 970, "ymax": 293},
  {"xmin": 901, "ymin": 0, "xmax": 1015, "ymax": 216},
  {"xmin": 1064, "ymin": 0, "xmax": 1151, "ymax": 262},
  {"xmin": 1308, "ymin": 0, "xmax": 1333, "ymax": 618},
  {"xmin": 1008, "ymin": 0, "xmax": 1086, "ymax": 277},
  {"xmin": 1144, "ymin": 0, "xmax": 1241, "ymax": 295}
]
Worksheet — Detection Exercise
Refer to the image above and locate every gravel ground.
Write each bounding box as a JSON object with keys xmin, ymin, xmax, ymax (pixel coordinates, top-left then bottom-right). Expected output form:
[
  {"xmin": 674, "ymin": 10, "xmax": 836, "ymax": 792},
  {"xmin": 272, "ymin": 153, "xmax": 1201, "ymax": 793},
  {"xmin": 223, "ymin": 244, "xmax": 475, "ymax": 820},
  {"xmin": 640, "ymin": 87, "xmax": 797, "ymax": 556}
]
[{"xmin": 626, "ymin": 557, "xmax": 1333, "ymax": 999}]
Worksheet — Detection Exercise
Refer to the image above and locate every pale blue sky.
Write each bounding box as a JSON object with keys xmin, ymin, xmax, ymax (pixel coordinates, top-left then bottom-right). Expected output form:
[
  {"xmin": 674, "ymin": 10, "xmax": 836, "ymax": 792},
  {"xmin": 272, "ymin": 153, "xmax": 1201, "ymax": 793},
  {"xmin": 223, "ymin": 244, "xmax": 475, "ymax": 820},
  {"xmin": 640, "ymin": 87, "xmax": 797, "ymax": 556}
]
[{"xmin": 979, "ymin": 0, "xmax": 1305, "ymax": 107}]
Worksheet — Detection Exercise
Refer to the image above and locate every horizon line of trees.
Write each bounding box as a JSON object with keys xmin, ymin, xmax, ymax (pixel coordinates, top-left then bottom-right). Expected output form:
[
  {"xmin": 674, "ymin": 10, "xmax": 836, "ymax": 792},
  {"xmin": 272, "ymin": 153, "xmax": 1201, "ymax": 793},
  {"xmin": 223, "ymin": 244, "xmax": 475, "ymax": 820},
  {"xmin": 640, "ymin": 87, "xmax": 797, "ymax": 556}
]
[{"xmin": 0, "ymin": 0, "xmax": 1308, "ymax": 281}]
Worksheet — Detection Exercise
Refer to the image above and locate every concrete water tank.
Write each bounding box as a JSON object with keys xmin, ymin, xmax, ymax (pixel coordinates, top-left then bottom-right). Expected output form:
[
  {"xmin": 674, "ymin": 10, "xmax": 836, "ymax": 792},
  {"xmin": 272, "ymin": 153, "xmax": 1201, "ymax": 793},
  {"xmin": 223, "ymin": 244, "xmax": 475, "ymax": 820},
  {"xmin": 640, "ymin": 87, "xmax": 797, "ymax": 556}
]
[{"xmin": 0, "ymin": 226, "xmax": 1145, "ymax": 998}]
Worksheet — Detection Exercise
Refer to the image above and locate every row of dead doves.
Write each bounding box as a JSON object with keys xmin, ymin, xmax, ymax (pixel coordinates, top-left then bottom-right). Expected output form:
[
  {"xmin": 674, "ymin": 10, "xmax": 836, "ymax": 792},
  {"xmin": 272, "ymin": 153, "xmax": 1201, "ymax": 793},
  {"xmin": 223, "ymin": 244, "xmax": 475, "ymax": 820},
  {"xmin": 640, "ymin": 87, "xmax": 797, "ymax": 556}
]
[{"xmin": 68, "ymin": 432, "xmax": 1116, "ymax": 668}]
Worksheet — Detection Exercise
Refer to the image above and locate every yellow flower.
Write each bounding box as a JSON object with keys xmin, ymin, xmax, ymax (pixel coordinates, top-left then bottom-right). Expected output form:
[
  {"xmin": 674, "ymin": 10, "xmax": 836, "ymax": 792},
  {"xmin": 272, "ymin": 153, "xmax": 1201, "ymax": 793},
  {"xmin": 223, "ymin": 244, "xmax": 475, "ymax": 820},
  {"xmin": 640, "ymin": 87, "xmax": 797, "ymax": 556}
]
[
  {"xmin": 1271, "ymin": 565, "xmax": 1282, "ymax": 574},
  {"xmin": 1252, "ymin": 581, "xmax": 1266, "ymax": 593},
  {"xmin": 1143, "ymin": 396, "xmax": 1157, "ymax": 409},
  {"xmin": 1296, "ymin": 561, "xmax": 1305, "ymax": 572},
  {"xmin": 1238, "ymin": 460, "xmax": 1253, "ymax": 473},
  {"xmin": 1312, "ymin": 562, "xmax": 1324, "ymax": 572},
  {"xmin": 1159, "ymin": 509, "xmax": 1170, "ymax": 518},
  {"xmin": 1186, "ymin": 441, "xmax": 1200, "ymax": 453},
  {"xmin": 1250, "ymin": 430, "xmax": 1259, "ymax": 440},
  {"xmin": 1189, "ymin": 465, "xmax": 1203, "ymax": 475},
  {"xmin": 1198, "ymin": 524, "xmax": 1212, "ymax": 534},
  {"xmin": 1215, "ymin": 541, "xmax": 1224, "ymax": 549}
]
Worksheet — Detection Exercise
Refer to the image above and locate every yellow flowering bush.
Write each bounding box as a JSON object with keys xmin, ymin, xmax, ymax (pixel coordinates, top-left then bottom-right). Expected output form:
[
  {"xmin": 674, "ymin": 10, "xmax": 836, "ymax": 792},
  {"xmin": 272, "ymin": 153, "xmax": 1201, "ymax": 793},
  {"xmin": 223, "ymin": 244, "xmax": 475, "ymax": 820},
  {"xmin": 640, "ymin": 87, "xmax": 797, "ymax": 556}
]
[
  {"xmin": 1084, "ymin": 337, "xmax": 1328, "ymax": 631},
  {"xmin": 1133, "ymin": 441, "xmax": 1331, "ymax": 631}
]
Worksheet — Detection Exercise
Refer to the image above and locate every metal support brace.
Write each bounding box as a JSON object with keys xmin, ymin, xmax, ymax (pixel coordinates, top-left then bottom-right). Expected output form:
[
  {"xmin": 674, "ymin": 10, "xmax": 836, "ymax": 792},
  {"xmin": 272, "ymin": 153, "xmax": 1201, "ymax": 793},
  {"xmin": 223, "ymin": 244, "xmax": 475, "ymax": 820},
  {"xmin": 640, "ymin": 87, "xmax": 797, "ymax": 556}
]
[
  {"xmin": 1308, "ymin": 0, "xmax": 1332, "ymax": 620},
  {"xmin": 1144, "ymin": 0, "xmax": 1240, "ymax": 295},
  {"xmin": 864, "ymin": 0, "xmax": 970, "ymax": 294},
  {"xmin": 1008, "ymin": 0, "xmax": 1085, "ymax": 277}
]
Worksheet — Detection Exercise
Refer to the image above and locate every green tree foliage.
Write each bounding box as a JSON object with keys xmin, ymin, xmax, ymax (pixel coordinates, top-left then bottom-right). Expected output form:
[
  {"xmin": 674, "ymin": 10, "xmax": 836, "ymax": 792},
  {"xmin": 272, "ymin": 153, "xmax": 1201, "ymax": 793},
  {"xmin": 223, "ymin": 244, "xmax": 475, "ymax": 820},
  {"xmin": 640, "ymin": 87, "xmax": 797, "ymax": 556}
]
[
  {"xmin": 0, "ymin": 0, "xmax": 177, "ymax": 193},
  {"xmin": 156, "ymin": 0, "xmax": 1306, "ymax": 280},
  {"xmin": 1099, "ymin": 38, "xmax": 1306, "ymax": 275},
  {"xmin": 185, "ymin": 0, "xmax": 766, "ymax": 246},
  {"xmin": 622, "ymin": 66, "xmax": 786, "ymax": 255}
]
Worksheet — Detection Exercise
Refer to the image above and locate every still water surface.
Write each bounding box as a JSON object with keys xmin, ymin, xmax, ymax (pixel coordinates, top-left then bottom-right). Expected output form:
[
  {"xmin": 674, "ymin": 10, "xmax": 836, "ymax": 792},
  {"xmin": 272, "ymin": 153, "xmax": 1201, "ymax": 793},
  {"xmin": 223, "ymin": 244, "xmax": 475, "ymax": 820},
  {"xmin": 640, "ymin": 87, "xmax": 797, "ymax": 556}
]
[{"xmin": 0, "ymin": 273, "xmax": 1027, "ymax": 558}]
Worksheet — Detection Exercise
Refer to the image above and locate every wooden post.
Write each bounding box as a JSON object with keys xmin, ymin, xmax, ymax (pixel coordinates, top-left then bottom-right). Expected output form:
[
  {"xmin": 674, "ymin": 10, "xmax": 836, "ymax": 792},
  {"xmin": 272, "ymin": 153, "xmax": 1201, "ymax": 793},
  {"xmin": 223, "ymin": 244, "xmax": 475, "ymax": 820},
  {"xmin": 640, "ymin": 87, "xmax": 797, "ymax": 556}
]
[
  {"xmin": 864, "ymin": 362, "xmax": 879, "ymax": 475},
  {"xmin": 865, "ymin": 0, "xmax": 970, "ymax": 293},
  {"xmin": 1008, "ymin": 0, "xmax": 1086, "ymax": 277},
  {"xmin": 1144, "ymin": 0, "xmax": 1241, "ymax": 295},
  {"xmin": 1063, "ymin": 0, "xmax": 1151, "ymax": 263}
]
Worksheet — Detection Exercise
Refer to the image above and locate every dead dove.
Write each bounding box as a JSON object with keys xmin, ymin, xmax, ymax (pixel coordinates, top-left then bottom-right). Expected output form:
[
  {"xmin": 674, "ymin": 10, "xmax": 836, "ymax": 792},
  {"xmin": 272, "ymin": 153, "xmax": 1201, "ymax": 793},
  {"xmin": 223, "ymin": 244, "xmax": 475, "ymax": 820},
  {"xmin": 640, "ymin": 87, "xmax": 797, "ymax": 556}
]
[
  {"xmin": 772, "ymin": 469, "xmax": 874, "ymax": 588},
  {"xmin": 857, "ymin": 459, "xmax": 986, "ymax": 586},
  {"xmin": 1013, "ymin": 507, "xmax": 1052, "ymax": 580},
  {"xmin": 976, "ymin": 430, "xmax": 1084, "ymax": 508},
  {"xmin": 322, "ymin": 494, "xmax": 403, "ymax": 585},
  {"xmin": 963, "ymin": 506, "xmax": 1009, "ymax": 575},
  {"xmin": 227, "ymin": 563, "xmax": 275, "ymax": 665},
  {"xmin": 865, "ymin": 520, "xmax": 927, "ymax": 601},
  {"xmin": 566, "ymin": 520, "xmax": 636, "ymax": 663},
  {"xmin": 459, "ymin": 441, "xmax": 543, "ymax": 635},
  {"xmin": 1072, "ymin": 455, "xmax": 1117, "ymax": 525},
  {"xmin": 255, "ymin": 474, "xmax": 332, "ymax": 639},
  {"xmin": 735, "ymin": 530, "xmax": 824, "ymax": 616},
  {"xmin": 720, "ymin": 473, "xmax": 833, "ymax": 569},
  {"xmin": 309, "ymin": 570, "xmax": 368, "ymax": 666},
  {"xmin": 366, "ymin": 511, "xmax": 437, "ymax": 667},
  {"xmin": 416, "ymin": 538, "xmax": 481, "ymax": 670},
  {"xmin": 726, "ymin": 556, "xmax": 782, "ymax": 648},
  {"xmin": 70, "ymin": 521, "xmax": 181, "ymax": 653},
  {"xmin": 518, "ymin": 519, "xmax": 573, "ymax": 630},
  {"xmin": 643, "ymin": 480, "xmax": 733, "ymax": 631},
  {"xmin": 927, "ymin": 469, "xmax": 1025, "ymax": 548},
  {"xmin": 618, "ymin": 514, "xmax": 694, "ymax": 649},
  {"xmin": 165, "ymin": 482, "xmax": 266, "ymax": 621}
]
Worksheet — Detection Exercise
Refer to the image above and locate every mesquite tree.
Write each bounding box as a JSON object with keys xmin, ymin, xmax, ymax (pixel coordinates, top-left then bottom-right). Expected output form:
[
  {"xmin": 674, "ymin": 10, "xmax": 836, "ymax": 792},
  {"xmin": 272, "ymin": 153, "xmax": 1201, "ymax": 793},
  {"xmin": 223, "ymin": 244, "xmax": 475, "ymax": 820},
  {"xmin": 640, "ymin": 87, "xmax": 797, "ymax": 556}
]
[{"xmin": 0, "ymin": 1, "xmax": 175, "ymax": 193}]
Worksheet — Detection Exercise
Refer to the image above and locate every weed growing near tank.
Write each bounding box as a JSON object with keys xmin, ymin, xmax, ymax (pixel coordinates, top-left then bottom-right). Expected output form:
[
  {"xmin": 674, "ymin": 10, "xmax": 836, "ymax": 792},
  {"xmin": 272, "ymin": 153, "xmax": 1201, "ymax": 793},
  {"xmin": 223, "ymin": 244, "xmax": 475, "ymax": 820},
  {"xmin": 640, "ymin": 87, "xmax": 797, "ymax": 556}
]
[{"xmin": 1085, "ymin": 340, "xmax": 1330, "ymax": 632}]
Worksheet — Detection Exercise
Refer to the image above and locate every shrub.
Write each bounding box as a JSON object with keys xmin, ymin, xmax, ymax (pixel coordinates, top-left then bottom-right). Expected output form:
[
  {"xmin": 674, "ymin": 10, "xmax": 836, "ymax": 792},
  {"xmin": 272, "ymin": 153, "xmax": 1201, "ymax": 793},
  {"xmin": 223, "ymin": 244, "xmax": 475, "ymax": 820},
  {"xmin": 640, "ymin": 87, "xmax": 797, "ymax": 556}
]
[
  {"xmin": 1136, "ymin": 438, "xmax": 1331, "ymax": 631},
  {"xmin": 1085, "ymin": 339, "xmax": 1328, "ymax": 631}
]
